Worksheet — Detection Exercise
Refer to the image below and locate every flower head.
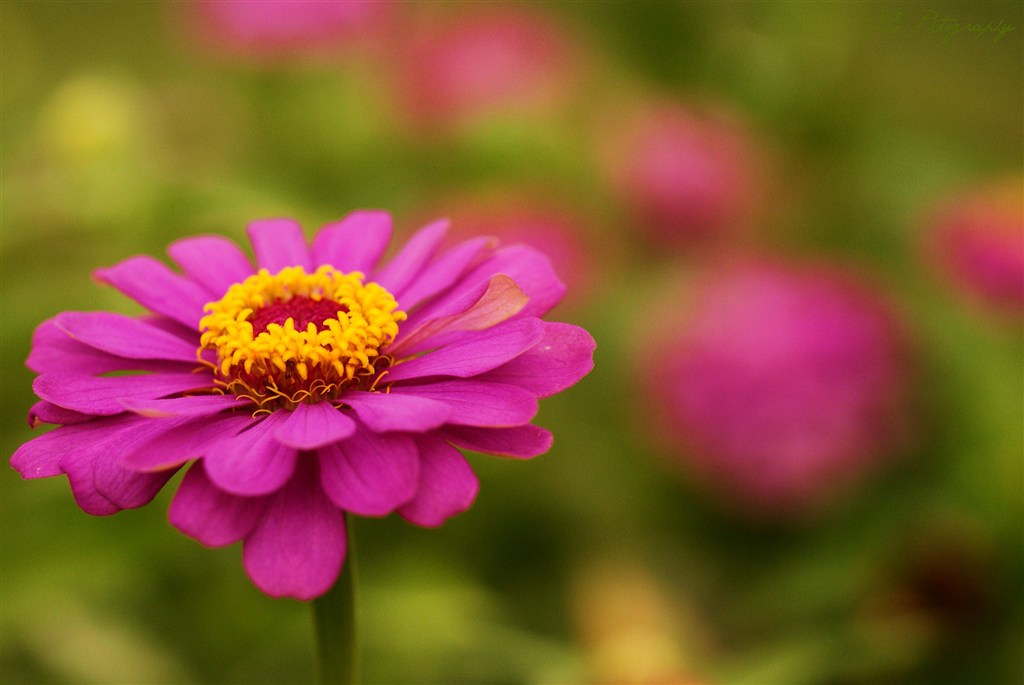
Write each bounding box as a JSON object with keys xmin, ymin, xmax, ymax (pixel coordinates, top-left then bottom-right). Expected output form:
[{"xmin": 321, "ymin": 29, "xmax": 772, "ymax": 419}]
[
  {"xmin": 13, "ymin": 212, "xmax": 595, "ymax": 599},
  {"xmin": 601, "ymin": 103, "xmax": 762, "ymax": 249},
  {"xmin": 643, "ymin": 260, "xmax": 909, "ymax": 513},
  {"xmin": 396, "ymin": 7, "xmax": 579, "ymax": 131},
  {"xmin": 923, "ymin": 177, "xmax": 1024, "ymax": 317},
  {"xmin": 190, "ymin": 0, "xmax": 393, "ymax": 61}
]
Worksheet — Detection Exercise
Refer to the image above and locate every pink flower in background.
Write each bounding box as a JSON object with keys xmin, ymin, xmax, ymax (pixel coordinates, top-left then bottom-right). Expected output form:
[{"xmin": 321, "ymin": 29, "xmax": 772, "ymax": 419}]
[
  {"xmin": 396, "ymin": 7, "xmax": 579, "ymax": 130},
  {"xmin": 644, "ymin": 261, "xmax": 909, "ymax": 513},
  {"xmin": 421, "ymin": 195, "xmax": 602, "ymax": 308},
  {"xmin": 924, "ymin": 177, "xmax": 1024, "ymax": 316},
  {"xmin": 11, "ymin": 212, "xmax": 595, "ymax": 600},
  {"xmin": 602, "ymin": 104, "xmax": 762, "ymax": 249},
  {"xmin": 192, "ymin": 0, "xmax": 393, "ymax": 60}
]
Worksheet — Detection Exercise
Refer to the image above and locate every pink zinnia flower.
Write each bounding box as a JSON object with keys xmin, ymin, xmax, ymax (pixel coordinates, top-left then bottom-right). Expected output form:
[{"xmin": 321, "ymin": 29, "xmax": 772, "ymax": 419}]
[
  {"xmin": 12, "ymin": 212, "xmax": 595, "ymax": 600},
  {"xmin": 923, "ymin": 177, "xmax": 1024, "ymax": 316},
  {"xmin": 601, "ymin": 104, "xmax": 762, "ymax": 249},
  {"xmin": 644, "ymin": 260, "xmax": 909, "ymax": 513},
  {"xmin": 190, "ymin": 0, "xmax": 393, "ymax": 61},
  {"xmin": 396, "ymin": 7, "xmax": 579, "ymax": 130}
]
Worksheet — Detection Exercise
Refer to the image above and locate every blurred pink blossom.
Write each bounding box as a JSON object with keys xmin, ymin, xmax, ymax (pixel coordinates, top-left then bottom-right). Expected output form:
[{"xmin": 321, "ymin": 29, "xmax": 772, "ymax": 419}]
[
  {"xmin": 428, "ymin": 196, "xmax": 601, "ymax": 308},
  {"xmin": 395, "ymin": 7, "xmax": 579, "ymax": 130},
  {"xmin": 191, "ymin": 0, "xmax": 393, "ymax": 61},
  {"xmin": 924, "ymin": 177, "xmax": 1024, "ymax": 316},
  {"xmin": 645, "ymin": 260, "xmax": 910, "ymax": 514},
  {"xmin": 602, "ymin": 104, "xmax": 762, "ymax": 250}
]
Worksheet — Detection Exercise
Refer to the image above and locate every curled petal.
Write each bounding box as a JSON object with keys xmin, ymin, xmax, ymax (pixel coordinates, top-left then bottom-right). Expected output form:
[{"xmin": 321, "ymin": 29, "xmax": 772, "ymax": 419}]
[
  {"xmin": 385, "ymin": 318, "xmax": 545, "ymax": 382},
  {"xmin": 394, "ymin": 274, "xmax": 529, "ymax": 355}
]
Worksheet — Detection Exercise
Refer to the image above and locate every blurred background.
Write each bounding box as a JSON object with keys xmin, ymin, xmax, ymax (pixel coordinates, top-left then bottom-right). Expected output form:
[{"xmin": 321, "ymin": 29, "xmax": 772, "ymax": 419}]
[{"xmin": 2, "ymin": 2, "xmax": 1021, "ymax": 683}]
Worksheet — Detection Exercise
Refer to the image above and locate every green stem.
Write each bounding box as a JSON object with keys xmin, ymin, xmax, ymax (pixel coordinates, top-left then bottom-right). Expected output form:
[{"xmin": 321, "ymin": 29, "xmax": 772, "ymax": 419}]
[{"xmin": 313, "ymin": 516, "xmax": 358, "ymax": 685}]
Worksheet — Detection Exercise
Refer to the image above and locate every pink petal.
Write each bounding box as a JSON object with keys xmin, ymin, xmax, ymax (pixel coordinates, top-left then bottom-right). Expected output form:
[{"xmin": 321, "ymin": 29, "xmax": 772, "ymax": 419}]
[
  {"xmin": 28, "ymin": 400, "xmax": 93, "ymax": 427},
  {"xmin": 242, "ymin": 458, "xmax": 346, "ymax": 600},
  {"xmin": 398, "ymin": 436, "xmax": 479, "ymax": 527},
  {"xmin": 342, "ymin": 391, "xmax": 451, "ymax": 433},
  {"xmin": 12, "ymin": 413, "xmax": 148, "ymax": 479},
  {"xmin": 396, "ymin": 236, "xmax": 492, "ymax": 310},
  {"xmin": 54, "ymin": 311, "xmax": 199, "ymax": 362},
  {"xmin": 273, "ymin": 401, "xmax": 357, "ymax": 449},
  {"xmin": 319, "ymin": 430, "xmax": 419, "ymax": 516},
  {"xmin": 385, "ymin": 318, "xmax": 545, "ymax": 382},
  {"xmin": 470, "ymin": 244, "xmax": 566, "ymax": 319},
  {"xmin": 392, "ymin": 380, "xmax": 538, "ymax": 427},
  {"xmin": 373, "ymin": 219, "xmax": 449, "ymax": 294},
  {"xmin": 478, "ymin": 322, "xmax": 595, "ymax": 397},
  {"xmin": 27, "ymin": 319, "xmax": 146, "ymax": 375},
  {"xmin": 247, "ymin": 218, "xmax": 312, "ymax": 272},
  {"xmin": 168, "ymin": 235, "xmax": 255, "ymax": 296},
  {"xmin": 169, "ymin": 462, "xmax": 268, "ymax": 547},
  {"xmin": 119, "ymin": 394, "xmax": 249, "ymax": 418},
  {"xmin": 63, "ymin": 454, "xmax": 178, "ymax": 516},
  {"xmin": 89, "ymin": 454, "xmax": 179, "ymax": 511},
  {"xmin": 393, "ymin": 274, "xmax": 529, "ymax": 355},
  {"xmin": 203, "ymin": 412, "xmax": 298, "ymax": 496},
  {"xmin": 93, "ymin": 255, "xmax": 211, "ymax": 328},
  {"xmin": 120, "ymin": 413, "xmax": 253, "ymax": 471},
  {"xmin": 441, "ymin": 424, "xmax": 554, "ymax": 459},
  {"xmin": 27, "ymin": 413, "xmax": 184, "ymax": 515},
  {"xmin": 408, "ymin": 244, "xmax": 564, "ymax": 326},
  {"xmin": 311, "ymin": 211, "xmax": 392, "ymax": 274},
  {"xmin": 33, "ymin": 371, "xmax": 212, "ymax": 416}
]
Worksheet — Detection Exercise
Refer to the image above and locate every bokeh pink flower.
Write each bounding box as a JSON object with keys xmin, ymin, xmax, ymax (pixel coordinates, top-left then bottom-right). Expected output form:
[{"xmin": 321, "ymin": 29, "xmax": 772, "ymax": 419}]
[
  {"xmin": 923, "ymin": 177, "xmax": 1024, "ymax": 316},
  {"xmin": 643, "ymin": 260, "xmax": 910, "ymax": 513},
  {"xmin": 601, "ymin": 103, "xmax": 762, "ymax": 250},
  {"xmin": 394, "ymin": 6, "xmax": 579, "ymax": 131},
  {"xmin": 190, "ymin": 0, "xmax": 394, "ymax": 61}
]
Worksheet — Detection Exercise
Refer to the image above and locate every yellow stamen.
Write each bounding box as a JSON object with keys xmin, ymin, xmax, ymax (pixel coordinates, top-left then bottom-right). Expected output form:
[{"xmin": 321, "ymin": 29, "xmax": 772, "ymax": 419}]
[{"xmin": 198, "ymin": 265, "xmax": 406, "ymax": 409}]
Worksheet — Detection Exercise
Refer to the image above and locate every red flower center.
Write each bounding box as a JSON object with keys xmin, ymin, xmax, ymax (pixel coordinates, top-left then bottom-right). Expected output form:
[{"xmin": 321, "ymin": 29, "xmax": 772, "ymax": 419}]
[{"xmin": 249, "ymin": 296, "xmax": 349, "ymax": 335}]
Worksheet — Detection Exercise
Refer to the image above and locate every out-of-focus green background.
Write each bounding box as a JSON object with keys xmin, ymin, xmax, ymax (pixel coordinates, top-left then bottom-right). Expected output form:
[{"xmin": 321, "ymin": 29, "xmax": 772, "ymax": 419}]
[{"xmin": 2, "ymin": 2, "xmax": 1021, "ymax": 684}]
